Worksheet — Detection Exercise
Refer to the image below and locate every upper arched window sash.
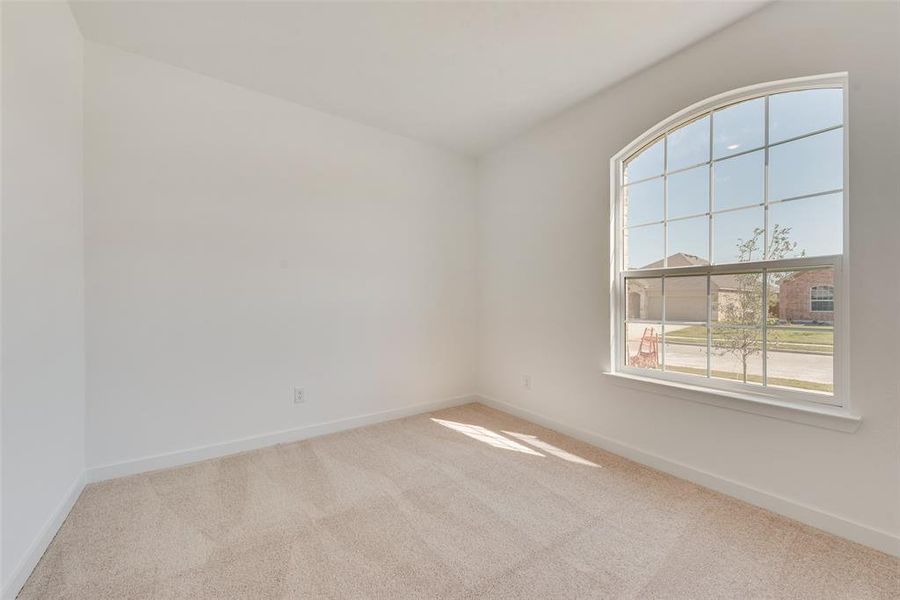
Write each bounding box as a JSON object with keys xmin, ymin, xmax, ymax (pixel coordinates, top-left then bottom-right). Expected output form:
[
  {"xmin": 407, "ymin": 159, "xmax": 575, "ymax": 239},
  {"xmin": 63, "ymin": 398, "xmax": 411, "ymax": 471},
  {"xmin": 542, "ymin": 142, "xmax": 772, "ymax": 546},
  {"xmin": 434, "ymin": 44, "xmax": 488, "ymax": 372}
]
[{"xmin": 613, "ymin": 73, "xmax": 846, "ymax": 272}]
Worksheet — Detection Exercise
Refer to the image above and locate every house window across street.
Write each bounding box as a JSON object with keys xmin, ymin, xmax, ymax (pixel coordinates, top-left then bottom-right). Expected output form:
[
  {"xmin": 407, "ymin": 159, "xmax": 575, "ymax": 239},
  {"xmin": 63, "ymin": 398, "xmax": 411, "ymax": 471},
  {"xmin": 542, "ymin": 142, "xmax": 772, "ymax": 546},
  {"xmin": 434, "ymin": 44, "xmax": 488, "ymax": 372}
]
[{"xmin": 810, "ymin": 286, "xmax": 835, "ymax": 313}]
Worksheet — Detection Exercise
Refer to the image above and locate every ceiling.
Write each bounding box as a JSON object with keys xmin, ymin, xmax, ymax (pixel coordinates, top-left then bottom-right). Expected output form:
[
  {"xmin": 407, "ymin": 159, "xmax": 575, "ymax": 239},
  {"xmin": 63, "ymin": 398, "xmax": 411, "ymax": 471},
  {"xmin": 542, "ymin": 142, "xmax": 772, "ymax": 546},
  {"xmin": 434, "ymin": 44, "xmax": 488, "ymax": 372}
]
[{"xmin": 71, "ymin": 1, "xmax": 765, "ymax": 156}]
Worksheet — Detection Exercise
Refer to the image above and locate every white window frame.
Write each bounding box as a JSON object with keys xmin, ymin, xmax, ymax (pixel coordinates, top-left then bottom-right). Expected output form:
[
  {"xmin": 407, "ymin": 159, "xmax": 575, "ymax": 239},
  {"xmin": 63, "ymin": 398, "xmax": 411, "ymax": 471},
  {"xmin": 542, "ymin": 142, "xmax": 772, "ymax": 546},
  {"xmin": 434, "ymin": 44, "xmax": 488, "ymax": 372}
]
[
  {"xmin": 810, "ymin": 285, "xmax": 835, "ymax": 313},
  {"xmin": 609, "ymin": 73, "xmax": 850, "ymax": 411}
]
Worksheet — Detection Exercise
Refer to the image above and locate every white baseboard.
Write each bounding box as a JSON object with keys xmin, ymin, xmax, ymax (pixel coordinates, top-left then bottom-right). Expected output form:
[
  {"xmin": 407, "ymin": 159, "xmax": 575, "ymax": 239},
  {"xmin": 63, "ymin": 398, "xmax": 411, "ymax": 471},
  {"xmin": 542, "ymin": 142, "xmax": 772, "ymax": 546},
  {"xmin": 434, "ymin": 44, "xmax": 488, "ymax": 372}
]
[
  {"xmin": 2, "ymin": 473, "xmax": 86, "ymax": 600},
  {"xmin": 475, "ymin": 393, "xmax": 900, "ymax": 558},
  {"xmin": 86, "ymin": 394, "xmax": 477, "ymax": 483},
  {"xmin": 8, "ymin": 391, "xmax": 893, "ymax": 600}
]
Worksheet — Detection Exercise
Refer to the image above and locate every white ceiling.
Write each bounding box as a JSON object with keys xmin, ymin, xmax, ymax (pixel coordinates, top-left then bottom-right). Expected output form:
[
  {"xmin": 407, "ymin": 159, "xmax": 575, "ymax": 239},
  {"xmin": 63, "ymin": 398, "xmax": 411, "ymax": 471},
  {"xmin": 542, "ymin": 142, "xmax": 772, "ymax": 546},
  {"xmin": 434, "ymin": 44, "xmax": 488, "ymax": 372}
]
[{"xmin": 71, "ymin": 1, "xmax": 765, "ymax": 156}]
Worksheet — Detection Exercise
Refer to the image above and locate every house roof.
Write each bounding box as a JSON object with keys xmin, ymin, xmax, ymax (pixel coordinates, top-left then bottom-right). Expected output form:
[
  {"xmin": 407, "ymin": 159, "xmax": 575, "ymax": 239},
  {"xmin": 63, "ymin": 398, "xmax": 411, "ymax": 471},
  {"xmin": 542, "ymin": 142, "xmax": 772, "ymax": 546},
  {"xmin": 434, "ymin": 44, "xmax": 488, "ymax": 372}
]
[
  {"xmin": 641, "ymin": 253, "xmax": 708, "ymax": 270},
  {"xmin": 637, "ymin": 253, "xmax": 744, "ymax": 291}
]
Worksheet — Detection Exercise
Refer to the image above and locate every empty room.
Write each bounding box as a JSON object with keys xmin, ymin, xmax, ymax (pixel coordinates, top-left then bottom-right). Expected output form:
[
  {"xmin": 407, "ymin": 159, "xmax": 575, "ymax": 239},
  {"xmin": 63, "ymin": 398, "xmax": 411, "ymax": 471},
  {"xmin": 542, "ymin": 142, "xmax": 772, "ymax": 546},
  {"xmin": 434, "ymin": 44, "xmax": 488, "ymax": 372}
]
[{"xmin": 2, "ymin": 1, "xmax": 899, "ymax": 598}]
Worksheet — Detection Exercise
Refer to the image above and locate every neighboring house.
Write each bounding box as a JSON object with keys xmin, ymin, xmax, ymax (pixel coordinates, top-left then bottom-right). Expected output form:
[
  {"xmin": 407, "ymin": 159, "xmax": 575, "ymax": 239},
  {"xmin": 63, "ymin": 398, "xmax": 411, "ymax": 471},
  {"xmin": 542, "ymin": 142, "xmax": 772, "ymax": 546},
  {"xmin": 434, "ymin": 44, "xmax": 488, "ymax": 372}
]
[
  {"xmin": 627, "ymin": 253, "xmax": 834, "ymax": 325},
  {"xmin": 628, "ymin": 253, "xmax": 743, "ymax": 322},
  {"xmin": 778, "ymin": 269, "xmax": 835, "ymax": 324}
]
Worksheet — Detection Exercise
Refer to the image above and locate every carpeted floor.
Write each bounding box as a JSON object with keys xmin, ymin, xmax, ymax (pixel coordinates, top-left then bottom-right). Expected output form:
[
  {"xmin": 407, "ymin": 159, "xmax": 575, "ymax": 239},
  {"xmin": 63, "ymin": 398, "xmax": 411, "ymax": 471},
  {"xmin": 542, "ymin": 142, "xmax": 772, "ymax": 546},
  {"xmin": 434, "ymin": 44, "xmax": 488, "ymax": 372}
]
[{"xmin": 18, "ymin": 403, "xmax": 899, "ymax": 599}]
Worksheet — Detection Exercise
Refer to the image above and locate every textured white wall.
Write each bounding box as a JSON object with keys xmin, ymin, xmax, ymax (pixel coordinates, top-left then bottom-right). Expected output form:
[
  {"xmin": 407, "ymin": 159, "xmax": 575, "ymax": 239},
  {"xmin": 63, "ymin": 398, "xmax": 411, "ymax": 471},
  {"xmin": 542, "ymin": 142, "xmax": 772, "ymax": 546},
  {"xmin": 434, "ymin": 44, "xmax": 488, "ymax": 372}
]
[
  {"xmin": 477, "ymin": 0, "xmax": 899, "ymax": 542},
  {"xmin": 84, "ymin": 43, "xmax": 478, "ymax": 469},
  {"xmin": 1, "ymin": 1, "xmax": 85, "ymax": 587}
]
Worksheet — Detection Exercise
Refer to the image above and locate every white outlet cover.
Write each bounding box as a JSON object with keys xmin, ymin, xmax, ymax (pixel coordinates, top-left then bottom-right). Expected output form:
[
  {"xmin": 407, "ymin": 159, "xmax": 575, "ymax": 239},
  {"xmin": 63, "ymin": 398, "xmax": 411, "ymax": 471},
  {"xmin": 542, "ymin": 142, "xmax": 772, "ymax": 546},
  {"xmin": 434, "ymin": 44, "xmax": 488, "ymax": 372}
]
[{"xmin": 293, "ymin": 388, "xmax": 305, "ymax": 404}]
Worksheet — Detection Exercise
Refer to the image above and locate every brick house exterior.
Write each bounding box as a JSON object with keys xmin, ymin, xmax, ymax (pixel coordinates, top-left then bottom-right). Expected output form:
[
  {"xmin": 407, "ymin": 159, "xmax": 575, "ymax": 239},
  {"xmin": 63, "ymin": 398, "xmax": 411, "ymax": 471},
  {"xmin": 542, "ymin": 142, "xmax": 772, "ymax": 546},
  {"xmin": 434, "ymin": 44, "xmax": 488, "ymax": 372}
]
[
  {"xmin": 627, "ymin": 255, "xmax": 835, "ymax": 325},
  {"xmin": 777, "ymin": 269, "xmax": 835, "ymax": 324}
]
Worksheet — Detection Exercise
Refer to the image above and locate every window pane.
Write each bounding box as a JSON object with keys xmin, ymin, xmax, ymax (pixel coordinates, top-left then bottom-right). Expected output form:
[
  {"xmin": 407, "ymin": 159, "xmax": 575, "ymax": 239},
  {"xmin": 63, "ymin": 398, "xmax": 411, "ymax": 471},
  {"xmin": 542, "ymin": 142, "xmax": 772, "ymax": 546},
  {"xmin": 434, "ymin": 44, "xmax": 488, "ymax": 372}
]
[
  {"xmin": 713, "ymin": 150, "xmax": 764, "ymax": 211},
  {"xmin": 712, "ymin": 272, "xmax": 763, "ymax": 326},
  {"xmin": 667, "ymin": 216, "xmax": 709, "ymax": 264},
  {"xmin": 667, "ymin": 116, "xmax": 710, "ymax": 172},
  {"xmin": 624, "ymin": 224, "xmax": 664, "ymax": 270},
  {"xmin": 769, "ymin": 268, "xmax": 834, "ymax": 325},
  {"xmin": 810, "ymin": 299, "xmax": 833, "ymax": 312},
  {"xmin": 810, "ymin": 286, "xmax": 835, "ymax": 312},
  {"xmin": 664, "ymin": 325, "xmax": 708, "ymax": 378},
  {"xmin": 626, "ymin": 278, "xmax": 662, "ymax": 321},
  {"xmin": 713, "ymin": 97, "xmax": 765, "ymax": 159},
  {"xmin": 626, "ymin": 322, "xmax": 661, "ymax": 371},
  {"xmin": 769, "ymin": 128, "xmax": 843, "ymax": 201},
  {"xmin": 623, "ymin": 178, "xmax": 664, "ymax": 226},
  {"xmin": 664, "ymin": 275, "xmax": 707, "ymax": 323},
  {"xmin": 711, "ymin": 327, "xmax": 762, "ymax": 385},
  {"xmin": 624, "ymin": 138, "xmax": 664, "ymax": 183},
  {"xmin": 767, "ymin": 193, "xmax": 842, "ymax": 259},
  {"xmin": 766, "ymin": 327, "xmax": 833, "ymax": 394},
  {"xmin": 769, "ymin": 88, "xmax": 843, "ymax": 144},
  {"xmin": 768, "ymin": 269, "xmax": 835, "ymax": 393},
  {"xmin": 667, "ymin": 165, "xmax": 709, "ymax": 219},
  {"xmin": 712, "ymin": 206, "xmax": 764, "ymax": 264},
  {"xmin": 767, "ymin": 269, "xmax": 834, "ymax": 394}
]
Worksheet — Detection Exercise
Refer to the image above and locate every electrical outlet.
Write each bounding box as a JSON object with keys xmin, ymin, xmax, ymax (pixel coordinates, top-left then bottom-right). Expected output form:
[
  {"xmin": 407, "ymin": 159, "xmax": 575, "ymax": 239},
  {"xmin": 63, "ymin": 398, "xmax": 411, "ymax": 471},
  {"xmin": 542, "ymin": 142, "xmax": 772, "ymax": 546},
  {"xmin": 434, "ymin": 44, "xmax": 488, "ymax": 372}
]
[
  {"xmin": 522, "ymin": 375, "xmax": 532, "ymax": 390},
  {"xmin": 293, "ymin": 387, "xmax": 305, "ymax": 404}
]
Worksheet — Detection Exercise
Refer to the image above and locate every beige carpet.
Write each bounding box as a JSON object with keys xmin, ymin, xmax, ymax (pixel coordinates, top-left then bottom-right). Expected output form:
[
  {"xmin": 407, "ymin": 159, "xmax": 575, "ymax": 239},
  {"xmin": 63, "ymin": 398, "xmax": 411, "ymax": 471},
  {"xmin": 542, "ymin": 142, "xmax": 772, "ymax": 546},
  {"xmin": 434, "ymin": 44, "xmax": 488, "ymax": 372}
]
[{"xmin": 19, "ymin": 403, "xmax": 899, "ymax": 599}]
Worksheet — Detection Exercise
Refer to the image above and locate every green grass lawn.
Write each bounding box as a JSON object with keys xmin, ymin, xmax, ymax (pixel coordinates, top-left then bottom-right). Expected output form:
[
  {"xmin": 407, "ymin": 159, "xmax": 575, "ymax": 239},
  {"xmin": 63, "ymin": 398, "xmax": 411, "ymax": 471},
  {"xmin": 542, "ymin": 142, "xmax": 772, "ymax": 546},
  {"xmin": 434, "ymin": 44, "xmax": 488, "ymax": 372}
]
[
  {"xmin": 665, "ymin": 365, "xmax": 833, "ymax": 393},
  {"xmin": 664, "ymin": 325, "xmax": 833, "ymax": 355}
]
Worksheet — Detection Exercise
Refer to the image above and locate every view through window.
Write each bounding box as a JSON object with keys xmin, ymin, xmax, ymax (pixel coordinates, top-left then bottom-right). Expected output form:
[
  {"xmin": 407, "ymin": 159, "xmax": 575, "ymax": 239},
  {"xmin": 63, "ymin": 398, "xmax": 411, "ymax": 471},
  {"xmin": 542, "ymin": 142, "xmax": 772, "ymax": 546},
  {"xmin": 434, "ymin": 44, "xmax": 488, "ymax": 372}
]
[{"xmin": 615, "ymin": 78, "xmax": 845, "ymax": 403}]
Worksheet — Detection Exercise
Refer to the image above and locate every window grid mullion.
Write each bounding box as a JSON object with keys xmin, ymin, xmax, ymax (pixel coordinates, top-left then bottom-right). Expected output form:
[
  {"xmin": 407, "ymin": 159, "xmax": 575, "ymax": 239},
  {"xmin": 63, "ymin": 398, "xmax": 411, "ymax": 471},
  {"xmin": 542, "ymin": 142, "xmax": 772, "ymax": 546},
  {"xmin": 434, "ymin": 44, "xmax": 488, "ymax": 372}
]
[
  {"xmin": 764, "ymin": 94, "xmax": 770, "ymax": 259},
  {"xmin": 762, "ymin": 268, "xmax": 769, "ymax": 388},
  {"xmin": 628, "ymin": 187, "xmax": 847, "ymax": 230},
  {"xmin": 663, "ymin": 135, "xmax": 669, "ymax": 268},
  {"xmin": 762, "ymin": 95, "xmax": 770, "ymax": 387},
  {"xmin": 623, "ymin": 172, "xmax": 664, "ymax": 187},
  {"xmin": 708, "ymin": 108, "xmax": 715, "ymax": 270},
  {"xmin": 707, "ymin": 109, "xmax": 714, "ymax": 380},
  {"xmin": 768, "ymin": 123, "xmax": 842, "ymax": 149},
  {"xmin": 622, "ymin": 254, "xmax": 840, "ymax": 278},
  {"xmin": 769, "ymin": 187, "xmax": 844, "ymax": 206},
  {"xmin": 625, "ymin": 120, "xmax": 842, "ymax": 188},
  {"xmin": 706, "ymin": 274, "xmax": 711, "ymax": 378},
  {"xmin": 661, "ymin": 276, "xmax": 666, "ymax": 372}
]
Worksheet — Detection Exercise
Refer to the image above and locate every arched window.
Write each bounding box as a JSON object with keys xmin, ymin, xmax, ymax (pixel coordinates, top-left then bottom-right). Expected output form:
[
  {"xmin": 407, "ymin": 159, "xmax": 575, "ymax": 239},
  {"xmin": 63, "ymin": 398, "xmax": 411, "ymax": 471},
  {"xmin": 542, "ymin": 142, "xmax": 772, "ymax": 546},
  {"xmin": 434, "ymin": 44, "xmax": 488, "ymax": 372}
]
[{"xmin": 610, "ymin": 73, "xmax": 846, "ymax": 408}]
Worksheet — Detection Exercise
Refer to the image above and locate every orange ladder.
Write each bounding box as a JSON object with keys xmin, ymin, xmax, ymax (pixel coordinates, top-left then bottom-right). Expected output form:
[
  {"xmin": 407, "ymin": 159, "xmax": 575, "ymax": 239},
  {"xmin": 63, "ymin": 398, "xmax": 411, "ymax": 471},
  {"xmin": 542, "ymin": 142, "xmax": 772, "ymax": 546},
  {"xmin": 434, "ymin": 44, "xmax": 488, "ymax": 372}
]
[{"xmin": 629, "ymin": 327, "xmax": 659, "ymax": 369}]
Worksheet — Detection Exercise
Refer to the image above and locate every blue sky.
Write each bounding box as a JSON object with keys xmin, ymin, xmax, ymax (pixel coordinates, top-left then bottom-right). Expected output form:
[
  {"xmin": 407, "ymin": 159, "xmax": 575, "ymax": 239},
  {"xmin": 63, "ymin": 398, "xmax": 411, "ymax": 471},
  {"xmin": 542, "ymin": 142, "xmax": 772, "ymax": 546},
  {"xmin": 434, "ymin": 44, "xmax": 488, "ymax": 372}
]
[{"xmin": 623, "ymin": 88, "xmax": 843, "ymax": 270}]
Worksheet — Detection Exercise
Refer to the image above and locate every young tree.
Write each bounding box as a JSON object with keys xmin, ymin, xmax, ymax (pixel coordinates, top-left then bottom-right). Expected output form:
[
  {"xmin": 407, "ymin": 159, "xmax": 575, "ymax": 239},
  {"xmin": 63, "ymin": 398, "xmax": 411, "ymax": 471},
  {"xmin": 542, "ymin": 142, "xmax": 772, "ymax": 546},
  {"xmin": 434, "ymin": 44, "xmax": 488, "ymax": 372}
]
[{"xmin": 712, "ymin": 224, "xmax": 802, "ymax": 382}]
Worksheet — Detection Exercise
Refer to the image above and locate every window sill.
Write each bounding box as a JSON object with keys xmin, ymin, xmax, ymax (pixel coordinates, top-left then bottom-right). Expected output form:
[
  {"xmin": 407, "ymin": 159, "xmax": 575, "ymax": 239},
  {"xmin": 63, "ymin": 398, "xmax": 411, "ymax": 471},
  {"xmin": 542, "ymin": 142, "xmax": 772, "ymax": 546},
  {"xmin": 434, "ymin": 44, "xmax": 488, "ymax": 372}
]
[{"xmin": 603, "ymin": 371, "xmax": 860, "ymax": 433}]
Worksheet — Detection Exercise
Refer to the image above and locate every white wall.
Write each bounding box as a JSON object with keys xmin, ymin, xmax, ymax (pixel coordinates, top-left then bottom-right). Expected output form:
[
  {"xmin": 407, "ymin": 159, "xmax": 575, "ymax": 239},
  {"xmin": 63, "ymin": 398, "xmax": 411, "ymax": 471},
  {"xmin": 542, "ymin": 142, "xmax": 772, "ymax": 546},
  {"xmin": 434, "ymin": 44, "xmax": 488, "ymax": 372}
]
[
  {"xmin": 477, "ymin": 0, "xmax": 900, "ymax": 549},
  {"xmin": 1, "ymin": 1, "xmax": 85, "ymax": 590},
  {"xmin": 84, "ymin": 43, "xmax": 478, "ymax": 470}
]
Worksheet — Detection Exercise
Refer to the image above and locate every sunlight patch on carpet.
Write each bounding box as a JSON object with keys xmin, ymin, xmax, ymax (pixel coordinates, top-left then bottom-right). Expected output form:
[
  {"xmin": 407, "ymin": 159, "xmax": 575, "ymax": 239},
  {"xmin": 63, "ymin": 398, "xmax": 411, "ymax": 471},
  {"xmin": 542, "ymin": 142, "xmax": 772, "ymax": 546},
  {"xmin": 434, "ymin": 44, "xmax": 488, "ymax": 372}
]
[{"xmin": 430, "ymin": 418, "xmax": 544, "ymax": 456}]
